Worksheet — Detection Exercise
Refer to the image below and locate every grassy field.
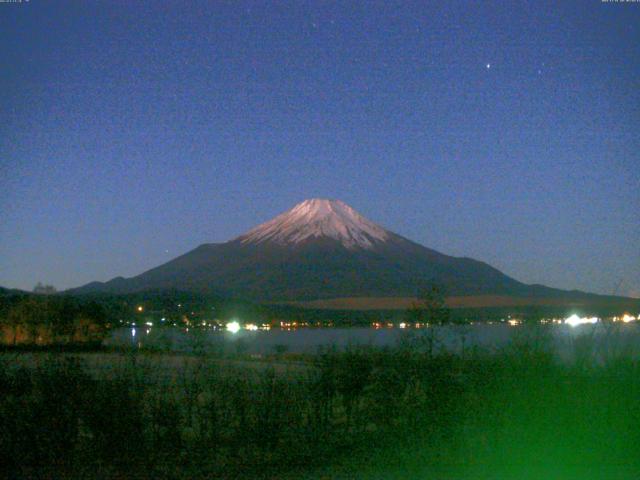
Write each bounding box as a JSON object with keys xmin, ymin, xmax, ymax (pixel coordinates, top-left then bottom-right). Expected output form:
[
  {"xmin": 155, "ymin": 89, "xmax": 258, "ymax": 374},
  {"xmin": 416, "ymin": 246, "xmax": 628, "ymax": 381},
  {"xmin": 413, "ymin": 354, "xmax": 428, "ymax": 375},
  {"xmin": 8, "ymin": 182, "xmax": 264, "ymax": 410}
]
[{"xmin": 2, "ymin": 328, "xmax": 640, "ymax": 479}]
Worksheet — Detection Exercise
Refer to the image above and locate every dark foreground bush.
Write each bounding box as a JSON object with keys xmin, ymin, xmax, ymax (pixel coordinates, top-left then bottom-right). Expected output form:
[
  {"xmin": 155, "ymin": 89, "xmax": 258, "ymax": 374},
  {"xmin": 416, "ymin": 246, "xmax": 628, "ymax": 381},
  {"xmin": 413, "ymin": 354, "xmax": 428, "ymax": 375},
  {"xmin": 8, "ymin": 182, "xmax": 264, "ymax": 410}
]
[{"xmin": 1, "ymin": 340, "xmax": 640, "ymax": 479}]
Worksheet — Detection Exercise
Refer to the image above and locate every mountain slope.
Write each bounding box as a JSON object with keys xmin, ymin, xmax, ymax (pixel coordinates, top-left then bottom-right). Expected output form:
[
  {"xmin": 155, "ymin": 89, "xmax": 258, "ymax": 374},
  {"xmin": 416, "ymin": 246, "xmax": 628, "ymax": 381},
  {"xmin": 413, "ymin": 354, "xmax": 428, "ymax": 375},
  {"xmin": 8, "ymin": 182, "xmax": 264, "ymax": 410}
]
[{"xmin": 69, "ymin": 199, "xmax": 628, "ymax": 304}]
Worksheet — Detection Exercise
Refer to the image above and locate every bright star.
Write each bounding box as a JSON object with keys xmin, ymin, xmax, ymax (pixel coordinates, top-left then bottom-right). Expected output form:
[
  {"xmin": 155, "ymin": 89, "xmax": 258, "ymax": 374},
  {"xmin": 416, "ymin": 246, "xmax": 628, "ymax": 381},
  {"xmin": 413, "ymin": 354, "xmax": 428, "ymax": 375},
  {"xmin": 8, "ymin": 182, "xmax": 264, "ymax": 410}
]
[{"xmin": 486, "ymin": 63, "xmax": 491, "ymax": 69}]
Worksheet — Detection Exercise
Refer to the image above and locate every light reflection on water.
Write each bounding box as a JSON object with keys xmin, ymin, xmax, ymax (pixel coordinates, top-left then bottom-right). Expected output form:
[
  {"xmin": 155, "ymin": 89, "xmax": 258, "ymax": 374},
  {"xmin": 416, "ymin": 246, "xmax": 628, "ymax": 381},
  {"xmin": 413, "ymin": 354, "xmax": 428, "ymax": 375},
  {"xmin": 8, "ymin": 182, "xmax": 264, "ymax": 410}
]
[{"xmin": 105, "ymin": 323, "xmax": 640, "ymax": 359}]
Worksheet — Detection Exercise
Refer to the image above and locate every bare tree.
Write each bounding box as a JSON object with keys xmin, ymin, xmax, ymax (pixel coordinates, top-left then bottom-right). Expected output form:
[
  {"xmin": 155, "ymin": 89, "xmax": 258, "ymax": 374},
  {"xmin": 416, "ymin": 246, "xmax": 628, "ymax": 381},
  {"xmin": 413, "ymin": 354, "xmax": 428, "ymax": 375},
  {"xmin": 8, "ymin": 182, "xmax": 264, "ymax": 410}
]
[
  {"xmin": 405, "ymin": 284, "xmax": 451, "ymax": 355},
  {"xmin": 33, "ymin": 282, "xmax": 57, "ymax": 295}
]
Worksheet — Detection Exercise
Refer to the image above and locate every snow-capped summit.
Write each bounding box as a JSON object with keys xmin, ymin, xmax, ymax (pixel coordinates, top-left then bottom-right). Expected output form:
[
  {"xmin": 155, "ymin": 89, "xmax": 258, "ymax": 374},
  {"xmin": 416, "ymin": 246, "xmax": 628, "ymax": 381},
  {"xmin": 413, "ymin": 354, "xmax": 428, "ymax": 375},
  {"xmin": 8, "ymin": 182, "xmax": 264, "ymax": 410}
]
[{"xmin": 238, "ymin": 198, "xmax": 389, "ymax": 249}]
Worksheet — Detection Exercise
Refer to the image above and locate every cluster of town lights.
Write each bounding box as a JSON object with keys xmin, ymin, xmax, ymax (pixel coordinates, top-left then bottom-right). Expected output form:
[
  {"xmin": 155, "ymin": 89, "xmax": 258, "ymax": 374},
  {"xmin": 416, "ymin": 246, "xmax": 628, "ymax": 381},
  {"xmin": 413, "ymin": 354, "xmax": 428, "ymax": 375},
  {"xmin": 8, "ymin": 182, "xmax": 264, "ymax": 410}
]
[
  {"xmin": 563, "ymin": 313, "xmax": 639, "ymax": 327},
  {"xmin": 225, "ymin": 321, "xmax": 271, "ymax": 333},
  {"xmin": 564, "ymin": 314, "xmax": 598, "ymax": 327},
  {"xmin": 130, "ymin": 311, "xmax": 639, "ymax": 333},
  {"xmin": 226, "ymin": 321, "xmax": 241, "ymax": 333},
  {"xmin": 615, "ymin": 314, "xmax": 638, "ymax": 323}
]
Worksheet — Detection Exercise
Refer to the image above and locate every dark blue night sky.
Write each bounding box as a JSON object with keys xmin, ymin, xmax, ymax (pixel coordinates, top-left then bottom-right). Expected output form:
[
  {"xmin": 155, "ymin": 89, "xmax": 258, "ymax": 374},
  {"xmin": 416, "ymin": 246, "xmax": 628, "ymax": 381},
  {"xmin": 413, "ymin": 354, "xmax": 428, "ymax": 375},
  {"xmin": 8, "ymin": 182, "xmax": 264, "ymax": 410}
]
[{"xmin": 1, "ymin": 1, "xmax": 638, "ymax": 296}]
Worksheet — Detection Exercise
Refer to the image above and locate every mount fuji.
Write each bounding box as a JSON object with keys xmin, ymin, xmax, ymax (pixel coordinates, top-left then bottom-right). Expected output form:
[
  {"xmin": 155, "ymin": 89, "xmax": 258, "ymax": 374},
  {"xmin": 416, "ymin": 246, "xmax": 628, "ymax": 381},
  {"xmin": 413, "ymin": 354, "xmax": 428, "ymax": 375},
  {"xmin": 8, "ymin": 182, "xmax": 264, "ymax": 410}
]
[{"xmin": 70, "ymin": 199, "xmax": 629, "ymax": 306}]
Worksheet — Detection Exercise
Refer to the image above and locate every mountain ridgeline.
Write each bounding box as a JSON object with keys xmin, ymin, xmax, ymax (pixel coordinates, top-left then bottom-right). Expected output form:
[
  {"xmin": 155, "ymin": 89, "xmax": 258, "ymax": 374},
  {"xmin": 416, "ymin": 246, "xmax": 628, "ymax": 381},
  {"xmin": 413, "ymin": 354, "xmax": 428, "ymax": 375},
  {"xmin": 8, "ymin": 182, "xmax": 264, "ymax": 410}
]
[{"xmin": 70, "ymin": 199, "xmax": 628, "ymax": 305}]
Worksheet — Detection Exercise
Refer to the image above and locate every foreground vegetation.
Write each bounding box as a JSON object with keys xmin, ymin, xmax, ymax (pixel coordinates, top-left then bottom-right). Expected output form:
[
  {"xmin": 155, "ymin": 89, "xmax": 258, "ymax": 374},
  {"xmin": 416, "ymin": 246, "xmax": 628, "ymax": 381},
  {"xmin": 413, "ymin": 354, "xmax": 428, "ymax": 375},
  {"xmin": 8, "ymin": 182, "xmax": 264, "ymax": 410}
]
[{"xmin": 1, "ymin": 327, "xmax": 640, "ymax": 479}]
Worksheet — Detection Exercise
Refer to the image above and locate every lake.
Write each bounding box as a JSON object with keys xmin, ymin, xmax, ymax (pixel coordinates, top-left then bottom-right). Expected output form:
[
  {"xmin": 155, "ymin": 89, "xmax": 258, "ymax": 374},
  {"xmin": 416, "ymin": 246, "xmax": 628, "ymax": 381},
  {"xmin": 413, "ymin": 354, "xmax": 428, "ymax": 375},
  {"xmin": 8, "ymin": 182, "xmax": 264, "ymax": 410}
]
[{"xmin": 105, "ymin": 322, "xmax": 640, "ymax": 359}]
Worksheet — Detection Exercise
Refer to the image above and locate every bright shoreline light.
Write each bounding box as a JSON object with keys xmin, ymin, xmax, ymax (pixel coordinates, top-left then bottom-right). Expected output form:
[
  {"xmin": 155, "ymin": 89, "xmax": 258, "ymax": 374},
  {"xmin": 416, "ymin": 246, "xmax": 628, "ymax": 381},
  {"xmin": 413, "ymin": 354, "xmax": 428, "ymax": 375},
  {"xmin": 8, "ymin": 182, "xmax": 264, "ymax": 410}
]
[
  {"xmin": 564, "ymin": 314, "xmax": 598, "ymax": 327},
  {"xmin": 226, "ymin": 321, "xmax": 241, "ymax": 334}
]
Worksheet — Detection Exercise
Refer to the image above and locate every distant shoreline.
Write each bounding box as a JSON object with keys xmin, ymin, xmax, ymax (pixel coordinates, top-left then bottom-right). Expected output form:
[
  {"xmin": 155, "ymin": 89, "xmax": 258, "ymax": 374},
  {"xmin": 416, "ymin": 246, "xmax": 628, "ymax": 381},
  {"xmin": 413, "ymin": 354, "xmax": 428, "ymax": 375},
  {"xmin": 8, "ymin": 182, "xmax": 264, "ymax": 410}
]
[{"xmin": 282, "ymin": 294, "xmax": 640, "ymax": 310}]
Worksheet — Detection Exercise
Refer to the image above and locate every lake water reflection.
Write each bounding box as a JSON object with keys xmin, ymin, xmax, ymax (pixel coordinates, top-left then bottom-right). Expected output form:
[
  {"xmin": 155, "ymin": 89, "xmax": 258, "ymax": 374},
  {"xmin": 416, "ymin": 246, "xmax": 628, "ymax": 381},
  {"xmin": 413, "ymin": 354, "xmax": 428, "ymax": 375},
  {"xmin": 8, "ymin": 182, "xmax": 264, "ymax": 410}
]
[{"xmin": 105, "ymin": 323, "xmax": 640, "ymax": 359}]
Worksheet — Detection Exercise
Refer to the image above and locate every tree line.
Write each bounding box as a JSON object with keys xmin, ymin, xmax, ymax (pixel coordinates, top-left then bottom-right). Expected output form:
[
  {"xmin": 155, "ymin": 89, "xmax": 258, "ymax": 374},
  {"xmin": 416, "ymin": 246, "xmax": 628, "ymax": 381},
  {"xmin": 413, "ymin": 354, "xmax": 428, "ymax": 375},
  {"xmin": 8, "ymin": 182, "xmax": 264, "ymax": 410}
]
[{"xmin": 0, "ymin": 295, "xmax": 108, "ymax": 345}]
